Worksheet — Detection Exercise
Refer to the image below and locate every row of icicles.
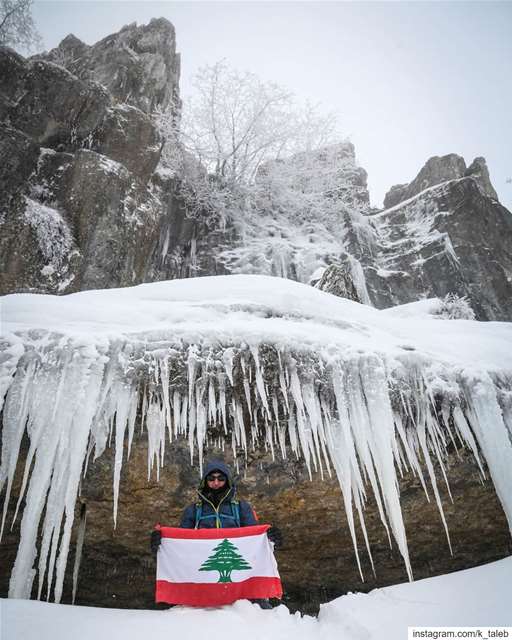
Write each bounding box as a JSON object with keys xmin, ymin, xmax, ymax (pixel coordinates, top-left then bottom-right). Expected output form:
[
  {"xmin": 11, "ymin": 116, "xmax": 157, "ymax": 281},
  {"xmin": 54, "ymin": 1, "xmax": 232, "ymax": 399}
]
[{"xmin": 1, "ymin": 338, "xmax": 512, "ymax": 603}]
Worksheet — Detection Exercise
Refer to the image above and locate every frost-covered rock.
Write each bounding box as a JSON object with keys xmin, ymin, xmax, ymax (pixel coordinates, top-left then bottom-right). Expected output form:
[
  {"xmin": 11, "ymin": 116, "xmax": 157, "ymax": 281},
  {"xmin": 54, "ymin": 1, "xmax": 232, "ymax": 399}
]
[
  {"xmin": 39, "ymin": 18, "xmax": 180, "ymax": 115},
  {"xmin": 0, "ymin": 46, "xmax": 161, "ymax": 183},
  {"xmin": 0, "ymin": 41, "xmax": 166, "ymax": 295},
  {"xmin": 314, "ymin": 260, "xmax": 362, "ymax": 302},
  {"xmin": 57, "ymin": 149, "xmax": 163, "ymax": 290},
  {"xmin": 383, "ymin": 154, "xmax": 467, "ymax": 209},
  {"xmin": 91, "ymin": 104, "xmax": 162, "ymax": 183},
  {"xmin": 383, "ymin": 154, "xmax": 499, "ymax": 209},
  {"xmin": 367, "ymin": 177, "xmax": 512, "ymax": 320},
  {"xmin": 0, "ymin": 46, "xmax": 111, "ymax": 149},
  {"xmin": 465, "ymin": 156, "xmax": 499, "ymax": 201}
]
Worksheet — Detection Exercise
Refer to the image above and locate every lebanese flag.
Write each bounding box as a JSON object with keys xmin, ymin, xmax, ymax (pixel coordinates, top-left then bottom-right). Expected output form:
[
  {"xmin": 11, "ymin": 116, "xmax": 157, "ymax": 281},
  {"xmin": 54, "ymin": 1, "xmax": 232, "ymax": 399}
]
[{"xmin": 155, "ymin": 524, "xmax": 282, "ymax": 606}]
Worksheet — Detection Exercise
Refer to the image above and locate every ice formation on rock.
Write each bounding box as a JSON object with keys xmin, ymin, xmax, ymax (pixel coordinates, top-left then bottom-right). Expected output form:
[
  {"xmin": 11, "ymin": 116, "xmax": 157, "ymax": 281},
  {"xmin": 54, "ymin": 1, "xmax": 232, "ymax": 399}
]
[{"xmin": 1, "ymin": 275, "xmax": 511, "ymax": 602}]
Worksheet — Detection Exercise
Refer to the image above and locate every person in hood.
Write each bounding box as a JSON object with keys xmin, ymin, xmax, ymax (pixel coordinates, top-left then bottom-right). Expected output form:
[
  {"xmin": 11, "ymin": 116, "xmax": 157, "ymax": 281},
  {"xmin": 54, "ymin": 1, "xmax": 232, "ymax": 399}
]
[
  {"xmin": 180, "ymin": 460, "xmax": 257, "ymax": 529},
  {"xmin": 150, "ymin": 459, "xmax": 282, "ymax": 546},
  {"xmin": 150, "ymin": 460, "xmax": 282, "ymax": 610}
]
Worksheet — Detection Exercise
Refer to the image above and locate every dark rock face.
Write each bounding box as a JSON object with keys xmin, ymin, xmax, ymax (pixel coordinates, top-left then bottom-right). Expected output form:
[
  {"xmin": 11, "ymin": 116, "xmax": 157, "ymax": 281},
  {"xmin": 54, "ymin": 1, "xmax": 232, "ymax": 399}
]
[
  {"xmin": 39, "ymin": 18, "xmax": 180, "ymax": 115},
  {"xmin": 60, "ymin": 149, "xmax": 163, "ymax": 290},
  {"xmin": 465, "ymin": 157, "xmax": 499, "ymax": 200},
  {"xmin": 383, "ymin": 154, "xmax": 498, "ymax": 209},
  {"xmin": 0, "ymin": 32, "xmax": 184, "ymax": 296},
  {"xmin": 1, "ymin": 48, "xmax": 109, "ymax": 147},
  {"xmin": 92, "ymin": 104, "xmax": 162, "ymax": 183},
  {"xmin": 366, "ymin": 177, "xmax": 512, "ymax": 320},
  {"xmin": 0, "ymin": 46, "xmax": 161, "ymax": 182}
]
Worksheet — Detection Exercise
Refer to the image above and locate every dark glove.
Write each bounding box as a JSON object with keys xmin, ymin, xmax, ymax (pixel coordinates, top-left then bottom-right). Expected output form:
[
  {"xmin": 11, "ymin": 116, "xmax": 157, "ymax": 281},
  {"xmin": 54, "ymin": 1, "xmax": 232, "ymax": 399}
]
[
  {"xmin": 150, "ymin": 529, "xmax": 162, "ymax": 554},
  {"xmin": 267, "ymin": 526, "xmax": 283, "ymax": 549}
]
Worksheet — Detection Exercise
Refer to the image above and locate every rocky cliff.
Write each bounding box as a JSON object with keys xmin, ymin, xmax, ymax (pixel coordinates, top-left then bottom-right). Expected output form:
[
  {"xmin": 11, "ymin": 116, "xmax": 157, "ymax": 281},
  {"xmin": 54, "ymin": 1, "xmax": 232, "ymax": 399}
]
[
  {"xmin": 2, "ymin": 39, "xmax": 510, "ymax": 317},
  {"xmin": 1, "ymin": 17, "xmax": 511, "ymax": 615},
  {"xmin": 364, "ymin": 165, "xmax": 512, "ymax": 320}
]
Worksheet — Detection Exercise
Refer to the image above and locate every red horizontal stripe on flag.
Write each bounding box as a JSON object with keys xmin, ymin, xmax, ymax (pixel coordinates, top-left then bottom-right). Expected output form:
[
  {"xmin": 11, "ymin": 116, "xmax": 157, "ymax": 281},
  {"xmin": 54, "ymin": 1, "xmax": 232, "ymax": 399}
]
[
  {"xmin": 156, "ymin": 576, "xmax": 282, "ymax": 606},
  {"xmin": 159, "ymin": 524, "xmax": 270, "ymax": 539}
]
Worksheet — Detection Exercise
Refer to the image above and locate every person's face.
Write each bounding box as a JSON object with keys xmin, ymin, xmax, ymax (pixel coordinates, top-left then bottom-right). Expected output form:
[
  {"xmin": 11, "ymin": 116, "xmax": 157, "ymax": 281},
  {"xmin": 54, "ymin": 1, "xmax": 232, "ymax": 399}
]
[{"xmin": 206, "ymin": 472, "xmax": 227, "ymax": 490}]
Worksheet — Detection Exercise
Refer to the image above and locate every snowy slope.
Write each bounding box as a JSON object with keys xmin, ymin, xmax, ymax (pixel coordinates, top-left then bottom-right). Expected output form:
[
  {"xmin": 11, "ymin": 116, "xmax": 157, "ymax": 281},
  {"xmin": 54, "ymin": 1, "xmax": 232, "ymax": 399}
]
[
  {"xmin": 2, "ymin": 556, "xmax": 511, "ymax": 640},
  {"xmin": 1, "ymin": 274, "xmax": 512, "ymax": 604}
]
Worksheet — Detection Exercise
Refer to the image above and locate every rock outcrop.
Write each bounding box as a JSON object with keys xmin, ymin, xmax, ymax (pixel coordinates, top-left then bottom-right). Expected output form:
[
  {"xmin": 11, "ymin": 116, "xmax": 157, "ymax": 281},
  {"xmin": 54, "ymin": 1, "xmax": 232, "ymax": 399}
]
[
  {"xmin": 39, "ymin": 18, "xmax": 180, "ymax": 114},
  {"xmin": 315, "ymin": 260, "xmax": 362, "ymax": 302},
  {"xmin": 0, "ymin": 46, "xmax": 161, "ymax": 179},
  {"xmin": 367, "ymin": 161, "xmax": 512, "ymax": 320},
  {"xmin": 0, "ymin": 28, "xmax": 180, "ymax": 295},
  {"xmin": 465, "ymin": 156, "xmax": 499, "ymax": 200},
  {"xmin": 383, "ymin": 154, "xmax": 500, "ymax": 209}
]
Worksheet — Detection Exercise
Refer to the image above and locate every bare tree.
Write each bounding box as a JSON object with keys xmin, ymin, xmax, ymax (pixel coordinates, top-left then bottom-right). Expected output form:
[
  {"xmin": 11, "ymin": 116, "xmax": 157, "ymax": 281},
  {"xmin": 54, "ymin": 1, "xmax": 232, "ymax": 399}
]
[
  {"xmin": 179, "ymin": 61, "xmax": 295, "ymax": 186},
  {"xmin": 0, "ymin": 0, "xmax": 42, "ymax": 52},
  {"xmin": 154, "ymin": 62, "xmax": 369, "ymax": 283},
  {"xmin": 155, "ymin": 62, "xmax": 345, "ymax": 220}
]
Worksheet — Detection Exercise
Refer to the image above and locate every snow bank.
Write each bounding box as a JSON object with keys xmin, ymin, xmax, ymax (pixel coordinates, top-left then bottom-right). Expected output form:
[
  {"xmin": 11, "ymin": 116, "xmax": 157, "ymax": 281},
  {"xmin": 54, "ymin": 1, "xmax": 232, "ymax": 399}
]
[
  {"xmin": 2, "ymin": 556, "xmax": 511, "ymax": 640},
  {"xmin": 1, "ymin": 274, "xmax": 512, "ymax": 603}
]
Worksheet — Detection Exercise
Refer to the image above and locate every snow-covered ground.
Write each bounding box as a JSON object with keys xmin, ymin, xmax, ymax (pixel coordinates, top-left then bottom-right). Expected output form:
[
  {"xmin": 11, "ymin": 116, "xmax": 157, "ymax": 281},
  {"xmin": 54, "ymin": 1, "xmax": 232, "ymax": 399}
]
[{"xmin": 3, "ymin": 556, "xmax": 511, "ymax": 640}]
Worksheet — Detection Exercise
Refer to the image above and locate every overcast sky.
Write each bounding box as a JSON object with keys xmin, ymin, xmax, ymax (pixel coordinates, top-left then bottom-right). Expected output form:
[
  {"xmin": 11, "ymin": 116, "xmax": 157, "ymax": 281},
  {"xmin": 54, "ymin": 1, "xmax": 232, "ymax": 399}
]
[{"xmin": 32, "ymin": 1, "xmax": 512, "ymax": 211}]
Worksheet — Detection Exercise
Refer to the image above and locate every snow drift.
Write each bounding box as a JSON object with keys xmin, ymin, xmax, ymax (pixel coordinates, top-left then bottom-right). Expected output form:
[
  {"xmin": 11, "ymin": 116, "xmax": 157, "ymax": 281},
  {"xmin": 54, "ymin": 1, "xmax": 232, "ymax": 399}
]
[
  {"xmin": 1, "ymin": 274, "xmax": 512, "ymax": 603},
  {"xmin": 3, "ymin": 556, "xmax": 512, "ymax": 639}
]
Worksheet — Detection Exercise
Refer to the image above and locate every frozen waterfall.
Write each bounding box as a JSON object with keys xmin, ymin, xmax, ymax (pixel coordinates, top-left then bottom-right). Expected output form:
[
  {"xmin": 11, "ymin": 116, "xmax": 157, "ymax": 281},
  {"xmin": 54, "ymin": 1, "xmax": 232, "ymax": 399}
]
[{"xmin": 1, "ymin": 275, "xmax": 512, "ymax": 603}]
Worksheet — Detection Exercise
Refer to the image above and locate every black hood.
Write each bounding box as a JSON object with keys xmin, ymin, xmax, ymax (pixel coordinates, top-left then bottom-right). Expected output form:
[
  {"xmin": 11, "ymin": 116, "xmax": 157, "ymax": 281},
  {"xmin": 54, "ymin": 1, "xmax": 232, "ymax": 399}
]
[{"xmin": 198, "ymin": 460, "xmax": 236, "ymax": 502}]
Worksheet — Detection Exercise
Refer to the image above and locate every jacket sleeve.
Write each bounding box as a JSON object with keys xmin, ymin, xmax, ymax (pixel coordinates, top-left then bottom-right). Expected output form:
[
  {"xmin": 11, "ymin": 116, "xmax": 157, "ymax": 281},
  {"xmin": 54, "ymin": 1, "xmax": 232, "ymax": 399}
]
[
  {"xmin": 239, "ymin": 500, "xmax": 258, "ymax": 526},
  {"xmin": 180, "ymin": 504, "xmax": 196, "ymax": 528}
]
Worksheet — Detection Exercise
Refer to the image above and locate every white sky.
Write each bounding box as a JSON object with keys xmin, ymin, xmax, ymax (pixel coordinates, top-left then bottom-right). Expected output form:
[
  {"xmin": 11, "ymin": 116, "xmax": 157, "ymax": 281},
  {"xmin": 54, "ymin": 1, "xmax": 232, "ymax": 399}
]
[{"xmin": 32, "ymin": 1, "xmax": 512, "ymax": 211}]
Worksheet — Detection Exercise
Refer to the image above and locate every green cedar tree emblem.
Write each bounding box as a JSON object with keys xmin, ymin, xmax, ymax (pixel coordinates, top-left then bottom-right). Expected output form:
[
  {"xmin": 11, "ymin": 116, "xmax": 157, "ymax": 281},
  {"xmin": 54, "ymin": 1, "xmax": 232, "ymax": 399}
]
[{"xmin": 199, "ymin": 538, "xmax": 252, "ymax": 583}]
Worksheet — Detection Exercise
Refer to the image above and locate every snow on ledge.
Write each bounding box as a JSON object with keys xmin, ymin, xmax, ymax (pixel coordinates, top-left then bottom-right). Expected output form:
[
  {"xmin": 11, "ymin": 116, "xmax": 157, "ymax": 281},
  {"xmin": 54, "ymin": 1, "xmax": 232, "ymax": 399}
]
[{"xmin": 1, "ymin": 275, "xmax": 512, "ymax": 604}]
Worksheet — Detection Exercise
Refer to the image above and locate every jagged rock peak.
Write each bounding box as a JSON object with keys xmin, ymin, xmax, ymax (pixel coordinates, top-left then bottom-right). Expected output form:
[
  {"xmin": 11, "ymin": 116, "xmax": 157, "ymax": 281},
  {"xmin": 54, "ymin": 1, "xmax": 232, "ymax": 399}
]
[
  {"xmin": 465, "ymin": 157, "xmax": 498, "ymax": 201},
  {"xmin": 383, "ymin": 153, "xmax": 499, "ymax": 209},
  {"xmin": 40, "ymin": 17, "xmax": 180, "ymax": 115}
]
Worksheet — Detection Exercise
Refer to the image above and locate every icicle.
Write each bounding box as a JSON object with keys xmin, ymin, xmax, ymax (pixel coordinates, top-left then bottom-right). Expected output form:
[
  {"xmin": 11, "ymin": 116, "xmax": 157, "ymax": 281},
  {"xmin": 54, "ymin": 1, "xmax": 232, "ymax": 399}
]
[
  {"xmin": 72, "ymin": 503, "xmax": 87, "ymax": 605},
  {"xmin": 0, "ymin": 359, "xmax": 38, "ymax": 540},
  {"xmin": 126, "ymin": 388, "xmax": 139, "ymax": 458},
  {"xmin": 8, "ymin": 345, "xmax": 105, "ymax": 601},
  {"xmin": 411, "ymin": 386, "xmax": 452, "ymax": 554},
  {"xmin": 250, "ymin": 346, "xmax": 270, "ymax": 416},
  {"xmin": 463, "ymin": 374, "xmax": 512, "ymax": 533},
  {"xmin": 160, "ymin": 357, "xmax": 172, "ymax": 436},
  {"xmin": 452, "ymin": 404, "xmax": 486, "ymax": 479},
  {"xmin": 222, "ymin": 348, "xmax": 236, "ymax": 387},
  {"xmin": 173, "ymin": 390, "xmax": 181, "ymax": 436},
  {"xmin": 208, "ymin": 375, "xmax": 216, "ymax": 424},
  {"xmin": 0, "ymin": 338, "xmax": 24, "ymax": 415},
  {"xmin": 288, "ymin": 358, "xmax": 315, "ymax": 476},
  {"xmin": 112, "ymin": 382, "xmax": 132, "ymax": 528},
  {"xmin": 328, "ymin": 363, "xmax": 365, "ymax": 581},
  {"xmin": 358, "ymin": 356, "xmax": 413, "ymax": 579},
  {"xmin": 219, "ymin": 373, "xmax": 227, "ymax": 434}
]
